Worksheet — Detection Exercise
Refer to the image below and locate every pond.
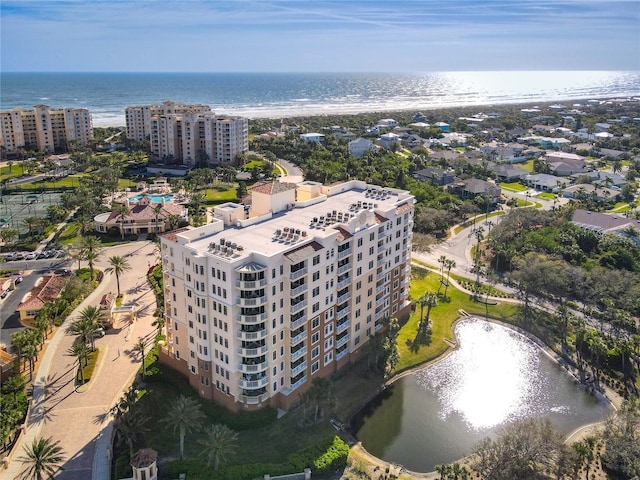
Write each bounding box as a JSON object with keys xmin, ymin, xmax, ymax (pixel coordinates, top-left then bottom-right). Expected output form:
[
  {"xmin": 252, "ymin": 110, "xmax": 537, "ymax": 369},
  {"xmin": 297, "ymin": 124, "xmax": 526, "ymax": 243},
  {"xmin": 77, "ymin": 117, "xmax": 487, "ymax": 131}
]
[{"xmin": 353, "ymin": 319, "xmax": 611, "ymax": 472}]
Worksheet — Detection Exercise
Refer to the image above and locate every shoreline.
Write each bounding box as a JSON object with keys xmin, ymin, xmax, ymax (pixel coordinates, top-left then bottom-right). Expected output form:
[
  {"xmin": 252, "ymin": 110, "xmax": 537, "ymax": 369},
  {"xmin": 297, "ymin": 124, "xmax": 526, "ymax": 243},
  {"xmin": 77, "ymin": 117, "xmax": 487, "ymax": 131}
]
[
  {"xmin": 349, "ymin": 315, "xmax": 618, "ymax": 478},
  {"xmin": 89, "ymin": 94, "xmax": 639, "ymax": 128}
]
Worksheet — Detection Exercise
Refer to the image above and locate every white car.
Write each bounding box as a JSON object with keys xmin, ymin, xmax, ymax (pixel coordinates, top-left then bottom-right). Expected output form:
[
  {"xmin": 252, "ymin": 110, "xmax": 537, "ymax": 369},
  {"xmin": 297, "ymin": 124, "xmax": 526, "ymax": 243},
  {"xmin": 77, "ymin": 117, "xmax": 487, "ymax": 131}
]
[{"xmin": 24, "ymin": 252, "xmax": 38, "ymax": 260}]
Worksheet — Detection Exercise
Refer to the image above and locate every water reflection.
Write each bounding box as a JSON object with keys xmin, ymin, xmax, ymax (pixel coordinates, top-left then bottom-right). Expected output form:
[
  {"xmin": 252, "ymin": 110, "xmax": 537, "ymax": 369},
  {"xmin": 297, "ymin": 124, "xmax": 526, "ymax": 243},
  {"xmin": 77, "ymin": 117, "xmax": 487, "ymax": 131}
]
[{"xmin": 355, "ymin": 319, "xmax": 610, "ymax": 472}]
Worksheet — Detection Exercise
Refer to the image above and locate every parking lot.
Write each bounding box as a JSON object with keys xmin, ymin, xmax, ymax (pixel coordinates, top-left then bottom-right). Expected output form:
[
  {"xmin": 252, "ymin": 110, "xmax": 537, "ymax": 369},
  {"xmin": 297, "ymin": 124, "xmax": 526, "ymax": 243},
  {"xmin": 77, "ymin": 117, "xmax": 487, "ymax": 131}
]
[{"xmin": 3, "ymin": 248, "xmax": 67, "ymax": 262}]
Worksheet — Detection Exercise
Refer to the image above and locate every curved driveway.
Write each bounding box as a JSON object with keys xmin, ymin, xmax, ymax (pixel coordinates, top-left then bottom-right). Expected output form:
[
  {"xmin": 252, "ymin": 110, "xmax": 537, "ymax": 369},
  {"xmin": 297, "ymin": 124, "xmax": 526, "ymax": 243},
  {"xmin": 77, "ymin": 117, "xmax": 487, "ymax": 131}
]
[{"xmin": 1, "ymin": 241, "xmax": 158, "ymax": 480}]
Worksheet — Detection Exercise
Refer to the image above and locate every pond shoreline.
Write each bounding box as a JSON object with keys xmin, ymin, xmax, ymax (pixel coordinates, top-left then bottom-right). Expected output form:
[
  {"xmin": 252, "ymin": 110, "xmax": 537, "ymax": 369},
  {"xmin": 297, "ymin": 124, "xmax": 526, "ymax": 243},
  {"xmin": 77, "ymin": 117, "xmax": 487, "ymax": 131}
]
[{"xmin": 347, "ymin": 315, "xmax": 618, "ymax": 477}]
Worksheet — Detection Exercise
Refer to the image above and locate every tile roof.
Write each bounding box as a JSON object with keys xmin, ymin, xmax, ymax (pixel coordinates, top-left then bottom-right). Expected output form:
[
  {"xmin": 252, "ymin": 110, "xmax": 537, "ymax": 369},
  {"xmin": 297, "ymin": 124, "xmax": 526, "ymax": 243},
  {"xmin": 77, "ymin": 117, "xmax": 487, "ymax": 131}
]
[
  {"xmin": 162, "ymin": 227, "xmax": 192, "ymax": 243},
  {"xmin": 17, "ymin": 275, "xmax": 68, "ymax": 312},
  {"xmin": 105, "ymin": 202, "xmax": 184, "ymax": 225},
  {"xmin": 251, "ymin": 181, "xmax": 298, "ymax": 195}
]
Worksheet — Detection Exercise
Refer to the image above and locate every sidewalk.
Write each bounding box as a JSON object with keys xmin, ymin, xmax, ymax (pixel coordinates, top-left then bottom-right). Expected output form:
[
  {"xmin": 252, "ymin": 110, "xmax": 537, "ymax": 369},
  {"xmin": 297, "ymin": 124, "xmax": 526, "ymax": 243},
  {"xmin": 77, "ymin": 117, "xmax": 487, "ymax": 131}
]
[{"xmin": 1, "ymin": 240, "xmax": 158, "ymax": 480}]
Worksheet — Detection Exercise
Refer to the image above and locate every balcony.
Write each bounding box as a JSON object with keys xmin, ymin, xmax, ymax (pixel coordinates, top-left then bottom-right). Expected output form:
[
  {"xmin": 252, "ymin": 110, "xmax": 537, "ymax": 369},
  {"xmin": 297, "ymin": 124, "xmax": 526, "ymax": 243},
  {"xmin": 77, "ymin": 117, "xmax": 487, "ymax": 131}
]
[
  {"xmin": 240, "ymin": 392, "xmax": 270, "ymax": 405},
  {"xmin": 291, "ymin": 345, "xmax": 307, "ymax": 362},
  {"xmin": 290, "ymin": 299, "xmax": 308, "ymax": 314},
  {"xmin": 376, "ymin": 270, "xmax": 387, "ymax": 281},
  {"xmin": 289, "ymin": 375, "xmax": 307, "ymax": 392},
  {"xmin": 291, "ymin": 330, "xmax": 306, "ymax": 345},
  {"xmin": 337, "ymin": 247, "xmax": 352, "ymax": 259},
  {"xmin": 336, "ymin": 292, "xmax": 350, "ymax": 304},
  {"xmin": 376, "ymin": 296, "xmax": 386, "ymax": 308},
  {"xmin": 290, "ymin": 315, "xmax": 308, "ymax": 330},
  {"xmin": 291, "ymin": 361, "xmax": 307, "ymax": 377},
  {"xmin": 236, "ymin": 278, "xmax": 268, "ymax": 289},
  {"xmin": 290, "ymin": 284, "xmax": 307, "ymax": 297},
  {"xmin": 336, "ymin": 333, "xmax": 350, "ymax": 348},
  {"xmin": 336, "ymin": 319, "xmax": 350, "ymax": 334},
  {"xmin": 239, "ymin": 376, "xmax": 269, "ymax": 389},
  {"xmin": 336, "ymin": 306, "xmax": 350, "ymax": 320},
  {"xmin": 237, "ymin": 329, "xmax": 267, "ymax": 341},
  {"xmin": 238, "ymin": 345, "xmax": 269, "ymax": 357},
  {"xmin": 375, "ymin": 309, "xmax": 386, "ymax": 321},
  {"xmin": 337, "ymin": 263, "xmax": 351, "ymax": 275},
  {"xmin": 377, "ymin": 244, "xmax": 386, "ymax": 253},
  {"xmin": 289, "ymin": 267, "xmax": 308, "ymax": 281},
  {"xmin": 238, "ymin": 312, "xmax": 268, "ymax": 324},
  {"xmin": 376, "ymin": 284, "xmax": 386, "ymax": 294},
  {"xmin": 375, "ymin": 322, "xmax": 383, "ymax": 332},
  {"xmin": 237, "ymin": 296, "xmax": 267, "ymax": 307},
  {"xmin": 239, "ymin": 360, "xmax": 268, "ymax": 373},
  {"xmin": 337, "ymin": 277, "xmax": 350, "ymax": 289},
  {"xmin": 336, "ymin": 348, "xmax": 349, "ymax": 361}
]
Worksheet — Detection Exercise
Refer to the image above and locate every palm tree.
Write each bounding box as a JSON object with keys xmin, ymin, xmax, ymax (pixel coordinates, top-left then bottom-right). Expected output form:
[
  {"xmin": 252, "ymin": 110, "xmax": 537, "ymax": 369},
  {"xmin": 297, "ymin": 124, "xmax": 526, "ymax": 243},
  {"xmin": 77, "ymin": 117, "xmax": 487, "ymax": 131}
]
[
  {"xmin": 133, "ymin": 338, "xmax": 148, "ymax": 379},
  {"xmin": 81, "ymin": 236, "xmax": 102, "ymax": 280},
  {"xmin": 444, "ymin": 259, "xmax": 456, "ymax": 298},
  {"xmin": 105, "ymin": 255, "xmax": 131, "ymax": 296},
  {"xmin": 75, "ymin": 215, "xmax": 94, "ymax": 237},
  {"xmin": 153, "ymin": 203, "xmax": 163, "ymax": 234},
  {"xmin": 419, "ymin": 292, "xmax": 438, "ymax": 334},
  {"xmin": 113, "ymin": 408, "xmax": 149, "ymax": 459},
  {"xmin": 66, "ymin": 317, "xmax": 95, "ymax": 350},
  {"xmin": 161, "ymin": 395, "xmax": 206, "ymax": 460},
  {"xmin": 17, "ymin": 436, "xmax": 65, "ymax": 480},
  {"xmin": 79, "ymin": 306, "xmax": 106, "ymax": 347},
  {"xmin": 198, "ymin": 424, "xmax": 239, "ymax": 471},
  {"xmin": 67, "ymin": 342, "xmax": 89, "ymax": 383},
  {"xmin": 115, "ymin": 203, "xmax": 129, "ymax": 239}
]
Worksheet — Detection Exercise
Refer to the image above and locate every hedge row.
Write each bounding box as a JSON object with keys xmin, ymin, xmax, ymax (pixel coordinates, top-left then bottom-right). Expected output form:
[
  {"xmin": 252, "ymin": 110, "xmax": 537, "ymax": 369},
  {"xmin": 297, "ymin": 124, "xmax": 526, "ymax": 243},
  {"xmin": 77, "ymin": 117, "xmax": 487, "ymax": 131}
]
[{"xmin": 167, "ymin": 435, "xmax": 349, "ymax": 480}]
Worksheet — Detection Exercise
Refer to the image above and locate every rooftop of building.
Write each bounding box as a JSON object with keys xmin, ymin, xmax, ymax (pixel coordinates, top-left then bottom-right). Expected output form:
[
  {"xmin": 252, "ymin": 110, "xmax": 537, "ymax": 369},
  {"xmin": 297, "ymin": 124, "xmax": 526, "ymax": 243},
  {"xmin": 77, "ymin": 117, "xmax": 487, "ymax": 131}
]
[{"xmin": 171, "ymin": 182, "xmax": 413, "ymax": 260}]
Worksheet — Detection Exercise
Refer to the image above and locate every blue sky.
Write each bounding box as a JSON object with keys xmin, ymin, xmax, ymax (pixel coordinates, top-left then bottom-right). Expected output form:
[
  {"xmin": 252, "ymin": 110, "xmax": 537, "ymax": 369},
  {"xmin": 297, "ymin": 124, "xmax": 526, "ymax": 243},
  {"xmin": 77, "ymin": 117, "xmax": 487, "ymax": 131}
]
[{"xmin": 1, "ymin": 0, "xmax": 639, "ymax": 72}]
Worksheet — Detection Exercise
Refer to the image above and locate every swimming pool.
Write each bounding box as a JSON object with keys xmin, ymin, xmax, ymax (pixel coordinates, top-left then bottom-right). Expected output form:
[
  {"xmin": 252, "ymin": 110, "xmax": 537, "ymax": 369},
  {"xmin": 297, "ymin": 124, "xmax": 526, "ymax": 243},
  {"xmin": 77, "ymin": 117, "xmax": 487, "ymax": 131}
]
[{"xmin": 130, "ymin": 194, "xmax": 174, "ymax": 203}]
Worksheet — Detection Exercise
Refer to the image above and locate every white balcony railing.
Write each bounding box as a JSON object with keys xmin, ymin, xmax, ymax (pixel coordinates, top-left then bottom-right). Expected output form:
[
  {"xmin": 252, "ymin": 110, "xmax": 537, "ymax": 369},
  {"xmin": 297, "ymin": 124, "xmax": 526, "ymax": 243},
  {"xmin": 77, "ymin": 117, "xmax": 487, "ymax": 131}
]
[
  {"xmin": 238, "ymin": 312, "xmax": 268, "ymax": 324},
  {"xmin": 238, "ymin": 345, "xmax": 269, "ymax": 357},
  {"xmin": 336, "ymin": 319, "xmax": 350, "ymax": 334},
  {"xmin": 237, "ymin": 329, "xmax": 267, "ymax": 341},
  {"xmin": 291, "ymin": 331, "xmax": 306, "ymax": 345},
  {"xmin": 239, "ymin": 361, "xmax": 269, "ymax": 373},
  {"xmin": 290, "ymin": 284, "xmax": 307, "ymax": 297},
  {"xmin": 239, "ymin": 376, "xmax": 269, "ymax": 389},
  {"xmin": 337, "ymin": 248, "xmax": 352, "ymax": 259},
  {"xmin": 290, "ymin": 315, "xmax": 308, "ymax": 330},
  {"xmin": 336, "ymin": 333, "xmax": 350, "ymax": 348},
  {"xmin": 291, "ymin": 346, "xmax": 307, "ymax": 362},
  {"xmin": 236, "ymin": 278, "xmax": 268, "ymax": 289},
  {"xmin": 290, "ymin": 361, "xmax": 307, "ymax": 377},
  {"xmin": 290, "ymin": 299, "xmax": 308, "ymax": 314},
  {"xmin": 289, "ymin": 267, "xmax": 308, "ymax": 281}
]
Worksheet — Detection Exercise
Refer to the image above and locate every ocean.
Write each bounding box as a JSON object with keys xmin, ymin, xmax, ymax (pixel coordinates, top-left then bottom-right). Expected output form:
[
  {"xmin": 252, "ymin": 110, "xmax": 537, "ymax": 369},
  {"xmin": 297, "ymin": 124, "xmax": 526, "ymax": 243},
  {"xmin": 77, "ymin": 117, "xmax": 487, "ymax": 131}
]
[{"xmin": 1, "ymin": 71, "xmax": 639, "ymax": 127}]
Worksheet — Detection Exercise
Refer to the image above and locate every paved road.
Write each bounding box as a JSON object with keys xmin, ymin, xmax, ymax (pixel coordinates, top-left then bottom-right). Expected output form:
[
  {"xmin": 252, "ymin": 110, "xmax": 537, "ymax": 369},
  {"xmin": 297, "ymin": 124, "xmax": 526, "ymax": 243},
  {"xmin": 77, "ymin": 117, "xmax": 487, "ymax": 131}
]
[
  {"xmin": 277, "ymin": 158, "xmax": 304, "ymax": 183},
  {"xmin": 0, "ymin": 258, "xmax": 72, "ymax": 346},
  {"xmin": 1, "ymin": 241, "xmax": 158, "ymax": 480}
]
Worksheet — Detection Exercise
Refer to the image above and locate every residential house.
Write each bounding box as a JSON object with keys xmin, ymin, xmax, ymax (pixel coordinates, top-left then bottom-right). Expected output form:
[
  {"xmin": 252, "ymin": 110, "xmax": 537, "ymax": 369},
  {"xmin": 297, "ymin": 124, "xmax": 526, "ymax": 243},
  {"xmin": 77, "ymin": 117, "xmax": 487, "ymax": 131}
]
[
  {"xmin": 439, "ymin": 132, "xmax": 468, "ymax": 147},
  {"xmin": 449, "ymin": 179, "xmax": 501, "ymax": 204},
  {"xmin": 594, "ymin": 123, "xmax": 611, "ymax": 132},
  {"xmin": 402, "ymin": 134, "xmax": 426, "ymax": 149},
  {"xmin": 348, "ymin": 137, "xmax": 375, "ymax": 157},
  {"xmin": 524, "ymin": 173, "xmax": 567, "ymax": 192},
  {"xmin": 94, "ymin": 195, "xmax": 188, "ymax": 235},
  {"xmin": 569, "ymin": 170, "xmax": 627, "ymax": 188},
  {"xmin": 434, "ymin": 122, "xmax": 449, "ymax": 132},
  {"xmin": 413, "ymin": 167, "xmax": 456, "ymax": 186},
  {"xmin": 300, "ymin": 133, "xmax": 325, "ymax": 143},
  {"xmin": 377, "ymin": 118, "xmax": 398, "ymax": 128},
  {"xmin": 494, "ymin": 164, "xmax": 528, "ymax": 182},
  {"xmin": 378, "ymin": 132, "xmax": 401, "ymax": 150},
  {"xmin": 17, "ymin": 275, "xmax": 69, "ymax": 321},
  {"xmin": 544, "ymin": 151, "xmax": 585, "ymax": 166},
  {"xmin": 571, "ymin": 209, "xmax": 640, "ymax": 246},
  {"xmin": 549, "ymin": 162, "xmax": 586, "ymax": 176},
  {"xmin": 562, "ymin": 184, "xmax": 621, "ymax": 202}
]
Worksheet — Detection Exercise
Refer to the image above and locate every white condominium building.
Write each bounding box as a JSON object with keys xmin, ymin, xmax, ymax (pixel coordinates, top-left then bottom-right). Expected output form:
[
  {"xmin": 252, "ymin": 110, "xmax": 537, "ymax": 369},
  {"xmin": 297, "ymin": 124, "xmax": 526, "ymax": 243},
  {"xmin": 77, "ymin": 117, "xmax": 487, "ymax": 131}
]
[
  {"xmin": 160, "ymin": 180, "xmax": 414, "ymax": 411},
  {"xmin": 0, "ymin": 105, "xmax": 93, "ymax": 154},
  {"xmin": 125, "ymin": 101, "xmax": 211, "ymax": 142},
  {"xmin": 149, "ymin": 111, "xmax": 248, "ymax": 166}
]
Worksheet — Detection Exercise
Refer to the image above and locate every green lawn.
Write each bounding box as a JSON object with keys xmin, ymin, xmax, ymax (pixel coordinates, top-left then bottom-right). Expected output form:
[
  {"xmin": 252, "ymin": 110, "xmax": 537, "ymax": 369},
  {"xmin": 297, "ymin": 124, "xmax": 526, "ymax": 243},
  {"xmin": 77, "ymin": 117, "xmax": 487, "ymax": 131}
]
[
  {"xmin": 78, "ymin": 348, "xmax": 100, "ymax": 384},
  {"xmin": 118, "ymin": 178, "xmax": 138, "ymax": 190},
  {"xmin": 499, "ymin": 182, "xmax": 528, "ymax": 192},
  {"xmin": 395, "ymin": 266, "xmax": 519, "ymax": 372},
  {"xmin": 0, "ymin": 166, "xmax": 23, "ymax": 183},
  {"xmin": 203, "ymin": 186, "xmax": 237, "ymax": 205},
  {"xmin": 138, "ymin": 354, "xmax": 333, "ymax": 464},
  {"xmin": 57, "ymin": 223, "xmax": 80, "ymax": 245},
  {"xmin": 519, "ymin": 159, "xmax": 535, "ymax": 172},
  {"xmin": 537, "ymin": 192, "xmax": 556, "ymax": 201}
]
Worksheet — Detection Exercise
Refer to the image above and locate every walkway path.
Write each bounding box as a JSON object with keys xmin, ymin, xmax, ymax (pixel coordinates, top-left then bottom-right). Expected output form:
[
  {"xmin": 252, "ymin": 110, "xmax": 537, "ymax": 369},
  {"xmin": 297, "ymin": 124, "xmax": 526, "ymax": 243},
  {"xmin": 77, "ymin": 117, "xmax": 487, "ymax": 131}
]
[{"xmin": 1, "ymin": 241, "xmax": 158, "ymax": 480}]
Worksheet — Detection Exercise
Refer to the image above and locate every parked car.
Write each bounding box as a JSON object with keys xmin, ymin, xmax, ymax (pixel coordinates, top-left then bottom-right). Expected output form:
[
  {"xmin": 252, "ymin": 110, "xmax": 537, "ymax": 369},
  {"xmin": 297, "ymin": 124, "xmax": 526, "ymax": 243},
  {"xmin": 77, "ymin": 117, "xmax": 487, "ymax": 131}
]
[
  {"xmin": 14, "ymin": 276, "xmax": 23, "ymax": 284},
  {"xmin": 25, "ymin": 252, "xmax": 38, "ymax": 260},
  {"xmin": 54, "ymin": 268, "xmax": 71, "ymax": 276}
]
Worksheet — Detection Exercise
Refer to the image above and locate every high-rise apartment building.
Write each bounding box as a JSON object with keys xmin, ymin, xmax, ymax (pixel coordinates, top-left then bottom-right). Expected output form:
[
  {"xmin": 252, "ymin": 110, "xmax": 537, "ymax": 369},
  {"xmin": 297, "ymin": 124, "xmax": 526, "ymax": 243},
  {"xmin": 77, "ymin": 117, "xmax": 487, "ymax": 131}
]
[
  {"xmin": 125, "ymin": 101, "xmax": 248, "ymax": 166},
  {"xmin": 159, "ymin": 180, "xmax": 414, "ymax": 411},
  {"xmin": 0, "ymin": 105, "xmax": 93, "ymax": 154},
  {"xmin": 125, "ymin": 101, "xmax": 211, "ymax": 143}
]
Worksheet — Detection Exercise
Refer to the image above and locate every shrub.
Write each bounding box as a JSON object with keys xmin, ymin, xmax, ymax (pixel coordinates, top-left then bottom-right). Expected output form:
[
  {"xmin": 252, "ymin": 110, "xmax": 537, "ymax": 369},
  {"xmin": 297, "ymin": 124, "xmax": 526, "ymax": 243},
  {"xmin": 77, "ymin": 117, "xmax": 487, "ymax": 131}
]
[
  {"xmin": 77, "ymin": 348, "xmax": 99, "ymax": 383},
  {"xmin": 114, "ymin": 451, "xmax": 131, "ymax": 479}
]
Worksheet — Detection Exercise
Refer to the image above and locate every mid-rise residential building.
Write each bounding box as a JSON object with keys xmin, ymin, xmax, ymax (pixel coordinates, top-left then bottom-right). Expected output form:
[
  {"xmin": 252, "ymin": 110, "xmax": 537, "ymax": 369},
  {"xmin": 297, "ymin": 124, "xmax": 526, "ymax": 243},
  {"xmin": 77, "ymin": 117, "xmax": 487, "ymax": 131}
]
[
  {"xmin": 125, "ymin": 101, "xmax": 211, "ymax": 142},
  {"xmin": 0, "ymin": 105, "xmax": 93, "ymax": 154},
  {"xmin": 125, "ymin": 100, "xmax": 248, "ymax": 166},
  {"xmin": 160, "ymin": 180, "xmax": 414, "ymax": 411}
]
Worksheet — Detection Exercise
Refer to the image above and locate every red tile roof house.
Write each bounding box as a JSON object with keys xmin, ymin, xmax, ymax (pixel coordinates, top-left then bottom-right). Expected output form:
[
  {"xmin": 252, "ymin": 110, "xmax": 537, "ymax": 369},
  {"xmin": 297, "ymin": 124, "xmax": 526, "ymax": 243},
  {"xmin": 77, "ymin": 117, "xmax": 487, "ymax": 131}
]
[
  {"xmin": 16, "ymin": 275, "xmax": 69, "ymax": 322},
  {"xmin": 93, "ymin": 196, "xmax": 188, "ymax": 236}
]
